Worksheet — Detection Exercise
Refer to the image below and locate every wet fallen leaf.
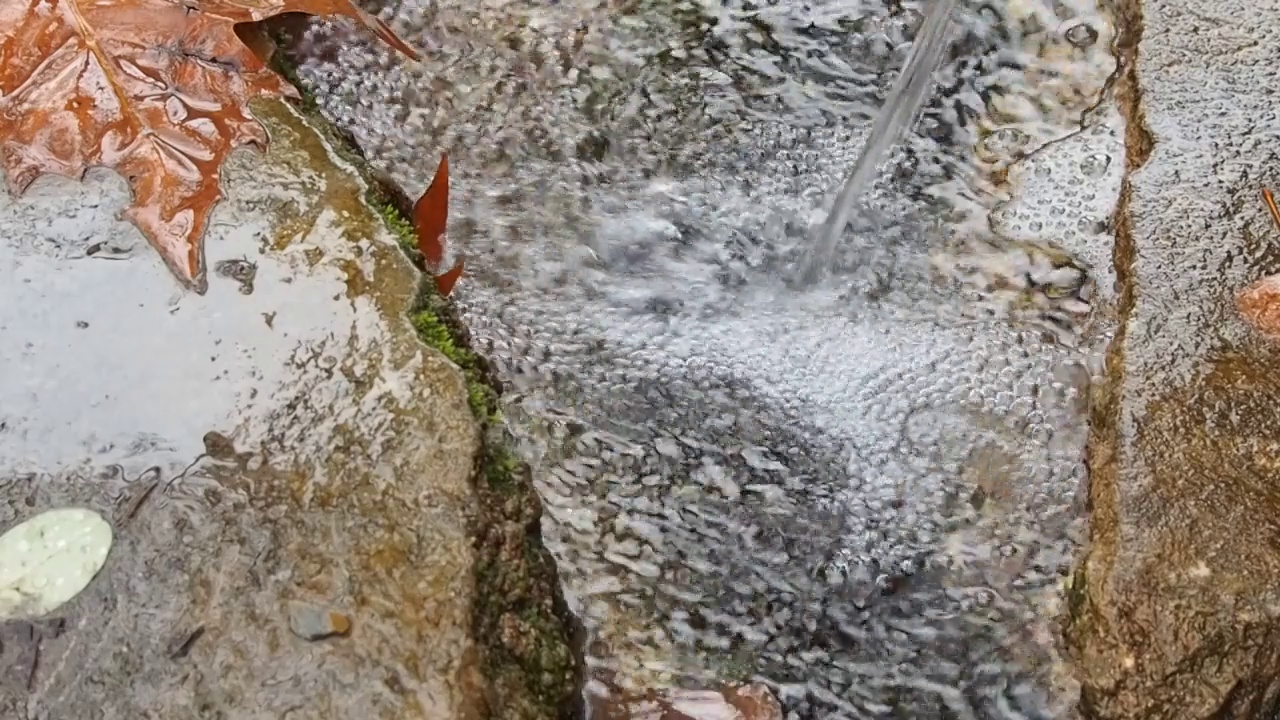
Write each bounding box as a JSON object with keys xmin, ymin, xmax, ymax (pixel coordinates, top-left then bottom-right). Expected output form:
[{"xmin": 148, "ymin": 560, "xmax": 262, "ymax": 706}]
[
  {"xmin": 1237, "ymin": 275, "xmax": 1280, "ymax": 338},
  {"xmin": 0, "ymin": 0, "xmax": 417, "ymax": 293},
  {"xmin": 413, "ymin": 154, "xmax": 449, "ymax": 267},
  {"xmin": 1237, "ymin": 189, "xmax": 1280, "ymax": 339},
  {"xmin": 412, "ymin": 153, "xmax": 465, "ymax": 296},
  {"xmin": 0, "ymin": 508, "xmax": 112, "ymax": 619},
  {"xmin": 435, "ymin": 257, "xmax": 465, "ymax": 296}
]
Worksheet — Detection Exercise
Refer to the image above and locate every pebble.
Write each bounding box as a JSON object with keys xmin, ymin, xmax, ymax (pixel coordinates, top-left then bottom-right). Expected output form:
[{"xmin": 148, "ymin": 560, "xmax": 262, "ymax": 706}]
[
  {"xmin": 654, "ymin": 437, "xmax": 684, "ymax": 459},
  {"xmin": 740, "ymin": 446, "xmax": 786, "ymax": 472},
  {"xmin": 287, "ymin": 602, "xmax": 352, "ymax": 641}
]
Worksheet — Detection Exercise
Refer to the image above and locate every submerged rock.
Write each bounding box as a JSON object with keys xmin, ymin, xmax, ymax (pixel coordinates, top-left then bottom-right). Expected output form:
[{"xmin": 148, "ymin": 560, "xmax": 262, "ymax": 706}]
[
  {"xmin": 288, "ymin": 602, "xmax": 354, "ymax": 641},
  {"xmin": 590, "ymin": 682, "xmax": 784, "ymax": 720},
  {"xmin": 1069, "ymin": 1, "xmax": 1280, "ymax": 718},
  {"xmin": 0, "ymin": 100, "xmax": 494, "ymax": 719}
]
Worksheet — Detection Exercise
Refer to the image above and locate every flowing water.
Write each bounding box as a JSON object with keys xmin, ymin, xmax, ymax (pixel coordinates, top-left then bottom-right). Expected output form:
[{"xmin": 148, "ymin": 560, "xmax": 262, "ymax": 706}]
[
  {"xmin": 293, "ymin": 0, "xmax": 1124, "ymax": 716},
  {"xmin": 794, "ymin": 0, "xmax": 956, "ymax": 285}
]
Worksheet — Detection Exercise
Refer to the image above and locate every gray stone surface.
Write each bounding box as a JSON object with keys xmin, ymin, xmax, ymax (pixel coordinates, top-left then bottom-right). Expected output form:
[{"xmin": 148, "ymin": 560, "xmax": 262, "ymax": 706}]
[
  {"xmin": 1070, "ymin": 1, "xmax": 1280, "ymax": 718},
  {"xmin": 0, "ymin": 100, "xmax": 484, "ymax": 719}
]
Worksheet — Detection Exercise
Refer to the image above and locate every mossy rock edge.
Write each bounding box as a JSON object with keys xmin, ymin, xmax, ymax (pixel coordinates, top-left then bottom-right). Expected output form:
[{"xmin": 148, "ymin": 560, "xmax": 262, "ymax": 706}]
[{"xmin": 263, "ymin": 23, "xmax": 585, "ymax": 720}]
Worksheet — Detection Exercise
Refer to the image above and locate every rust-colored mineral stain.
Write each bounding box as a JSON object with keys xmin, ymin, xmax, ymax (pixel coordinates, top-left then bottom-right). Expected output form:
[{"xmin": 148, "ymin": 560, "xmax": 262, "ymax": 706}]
[
  {"xmin": 368, "ymin": 542, "xmax": 411, "ymax": 574},
  {"xmin": 327, "ymin": 611, "xmax": 352, "ymax": 635},
  {"xmin": 0, "ymin": 0, "xmax": 415, "ymax": 293}
]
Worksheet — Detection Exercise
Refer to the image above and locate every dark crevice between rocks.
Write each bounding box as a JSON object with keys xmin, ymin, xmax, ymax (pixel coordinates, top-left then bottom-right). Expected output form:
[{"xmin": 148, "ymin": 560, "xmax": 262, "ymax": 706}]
[
  {"xmin": 249, "ymin": 17, "xmax": 587, "ymax": 720},
  {"xmin": 1064, "ymin": 0, "xmax": 1153, "ymax": 714}
]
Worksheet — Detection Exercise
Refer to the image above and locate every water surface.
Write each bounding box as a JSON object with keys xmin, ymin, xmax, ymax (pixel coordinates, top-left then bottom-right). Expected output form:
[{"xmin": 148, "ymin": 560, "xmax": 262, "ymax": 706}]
[{"xmin": 295, "ymin": 0, "xmax": 1123, "ymax": 716}]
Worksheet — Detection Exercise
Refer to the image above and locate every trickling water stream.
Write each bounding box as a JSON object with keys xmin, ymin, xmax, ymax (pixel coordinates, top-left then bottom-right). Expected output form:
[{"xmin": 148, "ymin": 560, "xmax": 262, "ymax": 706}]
[
  {"xmin": 795, "ymin": 0, "xmax": 956, "ymax": 285},
  {"xmin": 294, "ymin": 0, "xmax": 1123, "ymax": 716}
]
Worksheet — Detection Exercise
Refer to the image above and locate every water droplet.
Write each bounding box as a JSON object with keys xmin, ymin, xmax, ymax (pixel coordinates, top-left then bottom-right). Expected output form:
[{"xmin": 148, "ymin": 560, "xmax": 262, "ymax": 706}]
[
  {"xmin": 1077, "ymin": 216, "xmax": 1107, "ymax": 234},
  {"xmin": 1079, "ymin": 153, "xmax": 1111, "ymax": 179},
  {"xmin": 1065, "ymin": 23, "xmax": 1099, "ymax": 49},
  {"xmin": 979, "ymin": 127, "xmax": 1029, "ymax": 159}
]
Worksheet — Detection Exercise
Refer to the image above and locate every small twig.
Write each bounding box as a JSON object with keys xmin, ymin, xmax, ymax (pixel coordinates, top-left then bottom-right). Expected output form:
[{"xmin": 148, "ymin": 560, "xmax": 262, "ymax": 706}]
[
  {"xmin": 24, "ymin": 642, "xmax": 39, "ymax": 691},
  {"xmin": 118, "ymin": 480, "xmax": 159, "ymax": 525},
  {"xmin": 167, "ymin": 626, "xmax": 205, "ymax": 660},
  {"xmin": 1263, "ymin": 188, "xmax": 1280, "ymax": 234}
]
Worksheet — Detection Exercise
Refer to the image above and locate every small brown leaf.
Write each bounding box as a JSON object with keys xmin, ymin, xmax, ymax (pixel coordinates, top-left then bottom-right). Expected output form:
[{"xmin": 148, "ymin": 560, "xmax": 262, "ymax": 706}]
[
  {"xmin": 435, "ymin": 257, "xmax": 464, "ymax": 297},
  {"xmin": 0, "ymin": 0, "xmax": 417, "ymax": 292},
  {"xmin": 413, "ymin": 153, "xmax": 449, "ymax": 268}
]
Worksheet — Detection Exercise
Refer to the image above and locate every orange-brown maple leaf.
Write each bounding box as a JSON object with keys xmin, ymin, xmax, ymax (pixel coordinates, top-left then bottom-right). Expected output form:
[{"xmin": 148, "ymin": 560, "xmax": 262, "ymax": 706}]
[
  {"xmin": 0, "ymin": 0, "xmax": 417, "ymax": 292},
  {"xmin": 435, "ymin": 257, "xmax": 463, "ymax": 296},
  {"xmin": 413, "ymin": 153, "xmax": 464, "ymax": 297},
  {"xmin": 413, "ymin": 153, "xmax": 448, "ymax": 268}
]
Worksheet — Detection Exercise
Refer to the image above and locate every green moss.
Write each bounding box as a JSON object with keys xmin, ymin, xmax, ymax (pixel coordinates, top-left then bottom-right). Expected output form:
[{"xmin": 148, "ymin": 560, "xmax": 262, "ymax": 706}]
[
  {"xmin": 485, "ymin": 444, "xmax": 522, "ymax": 493},
  {"xmin": 518, "ymin": 605, "xmax": 577, "ymax": 700},
  {"xmin": 272, "ymin": 58, "xmax": 313, "ymax": 107},
  {"xmin": 716, "ymin": 650, "xmax": 759, "ymax": 684},
  {"xmin": 376, "ymin": 200, "xmax": 419, "ymax": 253},
  {"xmin": 370, "ymin": 189, "xmax": 579, "ymax": 720},
  {"xmin": 408, "ymin": 293, "xmax": 501, "ymax": 425},
  {"xmin": 1063, "ymin": 564, "xmax": 1092, "ymax": 644}
]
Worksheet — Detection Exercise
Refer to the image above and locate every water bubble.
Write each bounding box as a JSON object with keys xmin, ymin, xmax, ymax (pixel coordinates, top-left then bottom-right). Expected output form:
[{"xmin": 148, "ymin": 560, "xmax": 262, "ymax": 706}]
[
  {"xmin": 1079, "ymin": 153, "xmax": 1112, "ymax": 179},
  {"xmin": 1064, "ymin": 23, "xmax": 1100, "ymax": 49},
  {"xmin": 1077, "ymin": 216, "xmax": 1107, "ymax": 234},
  {"xmin": 978, "ymin": 127, "xmax": 1029, "ymax": 161}
]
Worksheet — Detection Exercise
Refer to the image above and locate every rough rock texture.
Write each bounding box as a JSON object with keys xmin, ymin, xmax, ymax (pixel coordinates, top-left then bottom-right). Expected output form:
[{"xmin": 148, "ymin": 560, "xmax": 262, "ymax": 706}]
[
  {"xmin": 0, "ymin": 100, "xmax": 490, "ymax": 719},
  {"xmin": 1068, "ymin": 0, "xmax": 1280, "ymax": 718}
]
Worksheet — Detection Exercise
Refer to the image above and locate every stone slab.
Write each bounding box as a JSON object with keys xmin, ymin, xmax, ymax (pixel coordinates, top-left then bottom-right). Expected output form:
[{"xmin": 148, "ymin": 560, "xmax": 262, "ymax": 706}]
[
  {"xmin": 1071, "ymin": 1, "xmax": 1280, "ymax": 718},
  {"xmin": 0, "ymin": 100, "xmax": 484, "ymax": 720}
]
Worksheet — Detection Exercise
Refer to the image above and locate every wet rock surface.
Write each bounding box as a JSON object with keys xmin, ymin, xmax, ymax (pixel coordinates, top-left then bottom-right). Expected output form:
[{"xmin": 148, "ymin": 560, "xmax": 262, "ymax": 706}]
[
  {"xmin": 292, "ymin": 0, "xmax": 1125, "ymax": 717},
  {"xmin": 590, "ymin": 682, "xmax": 784, "ymax": 720},
  {"xmin": 0, "ymin": 101, "xmax": 487, "ymax": 719},
  {"xmin": 1069, "ymin": 1, "xmax": 1280, "ymax": 719}
]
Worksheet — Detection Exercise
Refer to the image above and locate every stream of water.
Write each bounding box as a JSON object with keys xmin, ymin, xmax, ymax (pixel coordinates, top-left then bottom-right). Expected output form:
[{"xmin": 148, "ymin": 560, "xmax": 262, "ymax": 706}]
[
  {"xmin": 295, "ymin": 0, "xmax": 1124, "ymax": 716},
  {"xmin": 794, "ymin": 0, "xmax": 956, "ymax": 286}
]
